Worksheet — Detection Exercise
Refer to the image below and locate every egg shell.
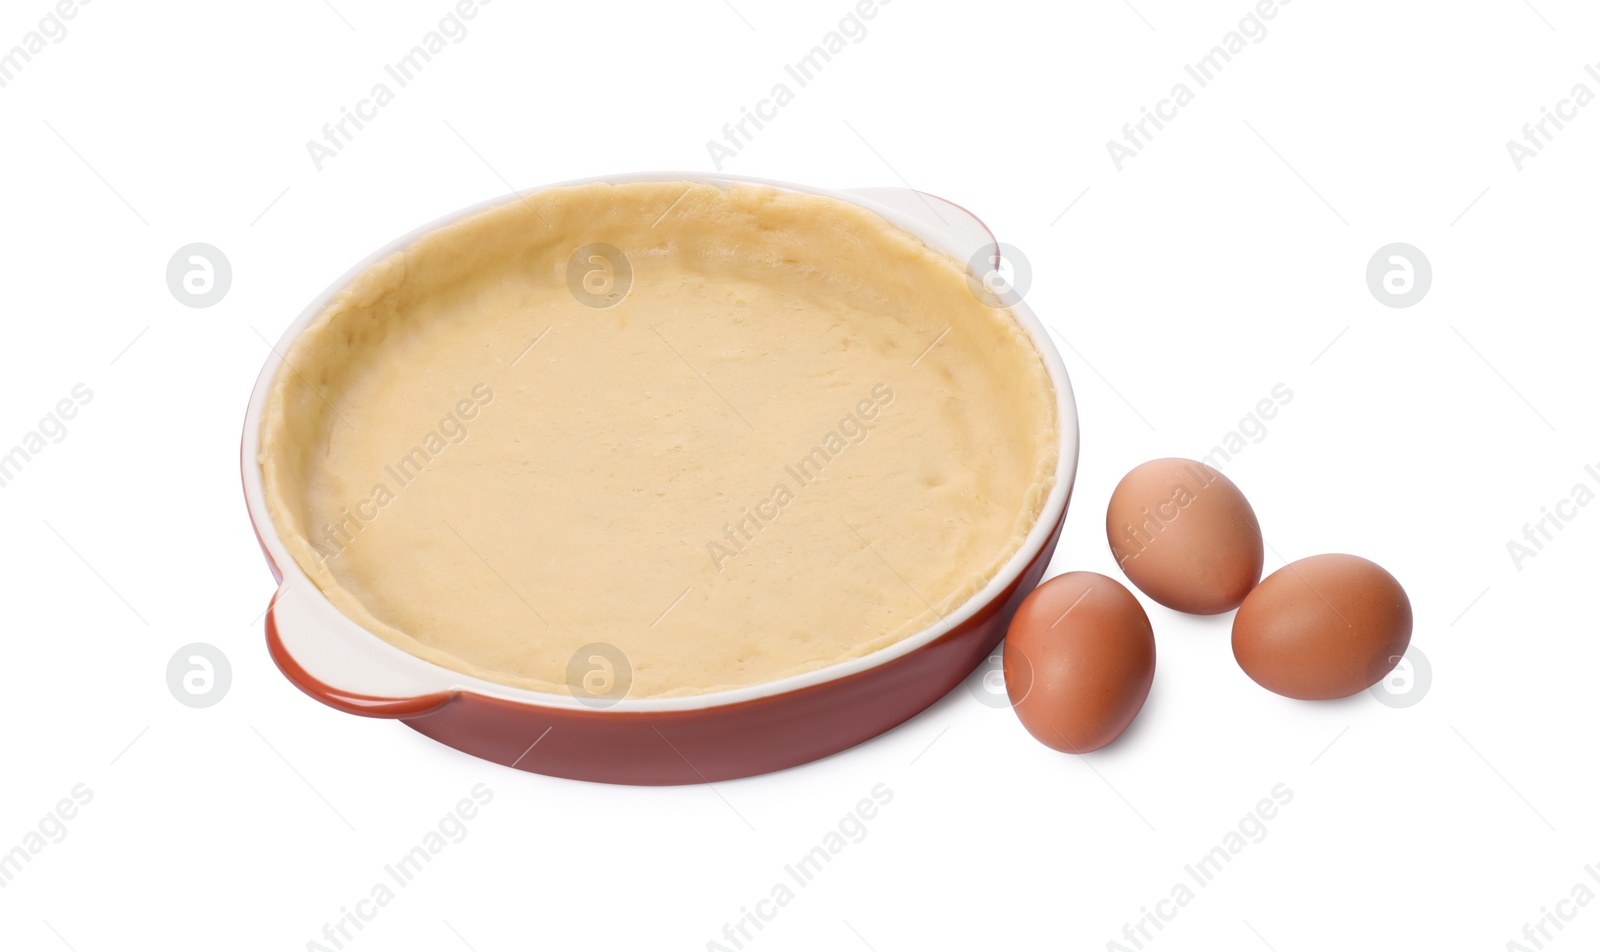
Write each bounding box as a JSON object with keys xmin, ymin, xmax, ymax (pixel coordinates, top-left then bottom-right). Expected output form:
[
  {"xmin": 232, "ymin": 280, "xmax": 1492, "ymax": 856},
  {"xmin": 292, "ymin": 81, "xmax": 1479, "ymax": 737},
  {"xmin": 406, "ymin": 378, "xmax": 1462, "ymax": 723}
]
[
  {"xmin": 1106, "ymin": 458, "xmax": 1264, "ymax": 615},
  {"xmin": 1232, "ymin": 553, "xmax": 1413, "ymax": 700},
  {"xmin": 1003, "ymin": 571, "xmax": 1156, "ymax": 753}
]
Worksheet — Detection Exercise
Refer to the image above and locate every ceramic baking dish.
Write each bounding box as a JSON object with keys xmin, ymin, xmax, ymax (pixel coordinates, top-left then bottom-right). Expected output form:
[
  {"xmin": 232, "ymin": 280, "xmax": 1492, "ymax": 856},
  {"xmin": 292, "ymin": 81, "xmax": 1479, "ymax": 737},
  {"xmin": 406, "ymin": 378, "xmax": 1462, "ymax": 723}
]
[{"xmin": 241, "ymin": 172, "xmax": 1078, "ymax": 785}]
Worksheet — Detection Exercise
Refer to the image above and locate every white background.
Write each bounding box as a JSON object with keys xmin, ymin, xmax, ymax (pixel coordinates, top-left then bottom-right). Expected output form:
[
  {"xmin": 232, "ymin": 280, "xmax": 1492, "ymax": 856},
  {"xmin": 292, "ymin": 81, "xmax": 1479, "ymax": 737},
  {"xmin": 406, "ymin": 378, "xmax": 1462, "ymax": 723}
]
[{"xmin": 1, "ymin": 1, "xmax": 1596, "ymax": 949}]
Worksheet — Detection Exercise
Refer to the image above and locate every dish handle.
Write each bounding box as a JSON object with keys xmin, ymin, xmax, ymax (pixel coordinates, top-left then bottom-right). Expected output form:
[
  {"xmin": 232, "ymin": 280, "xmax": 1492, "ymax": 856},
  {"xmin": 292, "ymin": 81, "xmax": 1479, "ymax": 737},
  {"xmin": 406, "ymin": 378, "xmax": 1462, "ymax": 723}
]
[{"xmin": 264, "ymin": 582, "xmax": 456, "ymax": 719}]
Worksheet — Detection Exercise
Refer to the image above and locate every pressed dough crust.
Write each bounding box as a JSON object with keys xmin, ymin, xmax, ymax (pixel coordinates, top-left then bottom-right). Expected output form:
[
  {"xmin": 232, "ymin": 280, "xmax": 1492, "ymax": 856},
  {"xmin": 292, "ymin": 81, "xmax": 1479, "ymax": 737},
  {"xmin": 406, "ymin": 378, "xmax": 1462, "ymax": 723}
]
[{"xmin": 259, "ymin": 181, "xmax": 1058, "ymax": 698}]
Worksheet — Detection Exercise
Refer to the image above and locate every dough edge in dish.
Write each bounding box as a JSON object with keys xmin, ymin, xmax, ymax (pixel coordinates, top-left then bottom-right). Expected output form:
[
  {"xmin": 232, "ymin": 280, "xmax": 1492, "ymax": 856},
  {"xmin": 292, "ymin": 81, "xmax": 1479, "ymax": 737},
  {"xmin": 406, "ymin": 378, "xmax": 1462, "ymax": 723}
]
[{"xmin": 258, "ymin": 180, "xmax": 1059, "ymax": 699}]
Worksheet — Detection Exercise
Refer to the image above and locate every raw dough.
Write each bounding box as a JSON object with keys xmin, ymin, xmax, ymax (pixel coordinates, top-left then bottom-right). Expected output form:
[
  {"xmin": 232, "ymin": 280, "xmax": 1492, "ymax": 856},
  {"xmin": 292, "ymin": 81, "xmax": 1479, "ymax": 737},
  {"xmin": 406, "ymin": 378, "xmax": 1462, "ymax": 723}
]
[{"xmin": 259, "ymin": 181, "xmax": 1057, "ymax": 698}]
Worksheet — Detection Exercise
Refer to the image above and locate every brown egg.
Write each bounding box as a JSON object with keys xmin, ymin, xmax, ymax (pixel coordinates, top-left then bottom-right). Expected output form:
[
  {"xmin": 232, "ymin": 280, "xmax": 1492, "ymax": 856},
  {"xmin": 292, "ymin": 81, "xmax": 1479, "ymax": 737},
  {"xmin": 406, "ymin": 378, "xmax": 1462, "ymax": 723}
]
[
  {"xmin": 1232, "ymin": 554, "xmax": 1412, "ymax": 700},
  {"xmin": 1105, "ymin": 458, "xmax": 1264, "ymax": 614},
  {"xmin": 1003, "ymin": 572, "xmax": 1156, "ymax": 753}
]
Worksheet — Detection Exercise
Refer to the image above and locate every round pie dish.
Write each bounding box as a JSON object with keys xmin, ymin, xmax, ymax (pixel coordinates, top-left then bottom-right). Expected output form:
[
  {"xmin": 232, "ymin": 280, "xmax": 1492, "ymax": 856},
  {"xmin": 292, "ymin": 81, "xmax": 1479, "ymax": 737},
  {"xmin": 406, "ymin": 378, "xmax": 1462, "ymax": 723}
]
[{"xmin": 241, "ymin": 172, "xmax": 1079, "ymax": 785}]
